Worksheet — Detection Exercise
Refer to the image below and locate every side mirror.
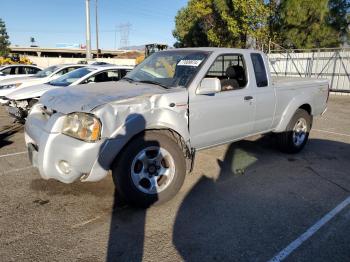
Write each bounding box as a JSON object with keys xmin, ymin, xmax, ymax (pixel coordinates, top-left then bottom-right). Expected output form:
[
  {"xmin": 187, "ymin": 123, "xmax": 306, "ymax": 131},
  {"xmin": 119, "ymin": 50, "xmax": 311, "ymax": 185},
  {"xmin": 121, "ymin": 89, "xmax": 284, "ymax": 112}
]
[
  {"xmin": 196, "ymin": 78, "xmax": 221, "ymax": 95},
  {"xmin": 0, "ymin": 72, "xmax": 4, "ymax": 76}
]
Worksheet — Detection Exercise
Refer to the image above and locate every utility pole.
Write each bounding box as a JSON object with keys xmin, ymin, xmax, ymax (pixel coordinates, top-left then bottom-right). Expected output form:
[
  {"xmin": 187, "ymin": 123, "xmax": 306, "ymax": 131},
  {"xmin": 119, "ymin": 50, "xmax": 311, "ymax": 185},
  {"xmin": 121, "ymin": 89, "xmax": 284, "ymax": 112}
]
[
  {"xmin": 85, "ymin": 0, "xmax": 92, "ymax": 59},
  {"xmin": 95, "ymin": 0, "xmax": 99, "ymax": 58},
  {"xmin": 114, "ymin": 25, "xmax": 117, "ymax": 50}
]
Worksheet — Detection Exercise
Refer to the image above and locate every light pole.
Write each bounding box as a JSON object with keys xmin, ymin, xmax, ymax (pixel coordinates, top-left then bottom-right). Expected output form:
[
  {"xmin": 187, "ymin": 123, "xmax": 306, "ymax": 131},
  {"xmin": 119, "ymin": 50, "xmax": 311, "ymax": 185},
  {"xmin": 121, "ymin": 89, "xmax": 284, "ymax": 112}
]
[
  {"xmin": 95, "ymin": 0, "xmax": 99, "ymax": 58},
  {"xmin": 85, "ymin": 0, "xmax": 92, "ymax": 59},
  {"xmin": 114, "ymin": 25, "xmax": 117, "ymax": 50}
]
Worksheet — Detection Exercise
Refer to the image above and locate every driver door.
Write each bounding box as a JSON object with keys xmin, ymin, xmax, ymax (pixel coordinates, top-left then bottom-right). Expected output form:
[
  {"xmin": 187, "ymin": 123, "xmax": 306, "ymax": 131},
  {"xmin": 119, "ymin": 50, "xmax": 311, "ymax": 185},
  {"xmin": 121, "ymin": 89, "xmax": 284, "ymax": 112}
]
[{"xmin": 189, "ymin": 54, "xmax": 256, "ymax": 149}]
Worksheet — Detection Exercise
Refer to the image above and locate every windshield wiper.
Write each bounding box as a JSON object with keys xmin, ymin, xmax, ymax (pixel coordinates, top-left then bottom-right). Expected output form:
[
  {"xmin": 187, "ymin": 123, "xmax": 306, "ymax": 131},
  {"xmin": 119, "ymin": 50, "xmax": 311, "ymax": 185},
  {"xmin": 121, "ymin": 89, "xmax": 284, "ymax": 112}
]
[{"xmin": 136, "ymin": 80, "xmax": 169, "ymax": 89}]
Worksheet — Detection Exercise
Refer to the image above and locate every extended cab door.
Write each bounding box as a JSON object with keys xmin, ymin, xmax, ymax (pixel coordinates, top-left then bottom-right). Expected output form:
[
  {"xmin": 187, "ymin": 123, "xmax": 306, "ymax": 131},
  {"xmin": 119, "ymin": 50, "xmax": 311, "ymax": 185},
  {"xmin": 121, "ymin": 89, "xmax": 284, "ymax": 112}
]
[
  {"xmin": 189, "ymin": 53, "xmax": 256, "ymax": 149},
  {"xmin": 250, "ymin": 53, "xmax": 276, "ymax": 133}
]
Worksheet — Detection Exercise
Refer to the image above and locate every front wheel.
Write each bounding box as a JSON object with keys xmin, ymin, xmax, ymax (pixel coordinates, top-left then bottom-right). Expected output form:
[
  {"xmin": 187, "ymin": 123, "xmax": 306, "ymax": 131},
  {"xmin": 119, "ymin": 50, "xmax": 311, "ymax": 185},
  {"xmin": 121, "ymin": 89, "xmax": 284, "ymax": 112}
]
[
  {"xmin": 277, "ymin": 109, "xmax": 312, "ymax": 154},
  {"xmin": 112, "ymin": 131, "xmax": 187, "ymax": 208}
]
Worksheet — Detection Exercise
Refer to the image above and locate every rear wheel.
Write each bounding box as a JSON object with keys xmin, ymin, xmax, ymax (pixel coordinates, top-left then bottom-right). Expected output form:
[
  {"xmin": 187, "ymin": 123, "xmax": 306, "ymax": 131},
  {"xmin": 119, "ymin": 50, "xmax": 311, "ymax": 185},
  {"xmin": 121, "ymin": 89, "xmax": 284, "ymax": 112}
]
[
  {"xmin": 112, "ymin": 131, "xmax": 186, "ymax": 208},
  {"xmin": 277, "ymin": 109, "xmax": 312, "ymax": 153}
]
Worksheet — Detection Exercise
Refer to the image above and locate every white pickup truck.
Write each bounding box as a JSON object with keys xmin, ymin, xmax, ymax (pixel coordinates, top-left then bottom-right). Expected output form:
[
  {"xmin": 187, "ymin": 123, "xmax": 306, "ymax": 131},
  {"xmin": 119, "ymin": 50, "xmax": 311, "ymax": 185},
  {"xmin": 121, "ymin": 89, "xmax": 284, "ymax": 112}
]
[{"xmin": 25, "ymin": 48, "xmax": 329, "ymax": 207}]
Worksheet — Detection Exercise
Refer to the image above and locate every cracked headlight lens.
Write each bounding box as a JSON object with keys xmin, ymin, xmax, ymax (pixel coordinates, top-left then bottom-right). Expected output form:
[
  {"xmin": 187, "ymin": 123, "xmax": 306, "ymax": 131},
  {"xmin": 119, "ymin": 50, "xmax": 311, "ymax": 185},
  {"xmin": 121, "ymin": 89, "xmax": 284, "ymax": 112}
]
[{"xmin": 62, "ymin": 113, "xmax": 101, "ymax": 142}]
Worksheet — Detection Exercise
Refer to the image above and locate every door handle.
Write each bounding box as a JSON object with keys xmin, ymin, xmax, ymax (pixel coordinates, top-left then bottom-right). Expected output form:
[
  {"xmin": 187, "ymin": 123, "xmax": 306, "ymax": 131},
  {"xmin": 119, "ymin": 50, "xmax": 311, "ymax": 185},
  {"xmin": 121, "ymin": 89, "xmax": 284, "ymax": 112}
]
[{"xmin": 244, "ymin": 96, "xmax": 253, "ymax": 101}]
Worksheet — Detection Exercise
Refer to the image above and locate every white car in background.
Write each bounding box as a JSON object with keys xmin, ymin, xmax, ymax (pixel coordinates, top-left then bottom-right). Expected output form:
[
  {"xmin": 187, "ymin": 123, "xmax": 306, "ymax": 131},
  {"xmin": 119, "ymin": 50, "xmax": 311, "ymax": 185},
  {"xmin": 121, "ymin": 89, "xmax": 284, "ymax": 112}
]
[
  {"xmin": 5, "ymin": 65, "xmax": 133, "ymax": 121},
  {"xmin": 0, "ymin": 64, "xmax": 85, "ymax": 103},
  {"xmin": 0, "ymin": 64, "xmax": 42, "ymax": 81}
]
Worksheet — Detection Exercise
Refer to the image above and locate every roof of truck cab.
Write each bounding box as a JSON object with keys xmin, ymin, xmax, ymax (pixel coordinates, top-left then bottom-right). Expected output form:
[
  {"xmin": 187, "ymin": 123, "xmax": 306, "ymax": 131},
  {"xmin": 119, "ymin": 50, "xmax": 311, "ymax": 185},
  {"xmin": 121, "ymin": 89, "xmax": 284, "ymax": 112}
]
[{"xmin": 161, "ymin": 47, "xmax": 264, "ymax": 54}]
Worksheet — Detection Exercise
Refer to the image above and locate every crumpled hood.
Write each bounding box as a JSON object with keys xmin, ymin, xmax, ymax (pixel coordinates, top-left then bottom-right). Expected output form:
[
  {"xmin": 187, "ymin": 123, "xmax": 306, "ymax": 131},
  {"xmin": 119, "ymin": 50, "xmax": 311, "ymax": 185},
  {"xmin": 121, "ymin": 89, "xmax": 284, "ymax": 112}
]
[
  {"xmin": 6, "ymin": 83, "xmax": 55, "ymax": 100},
  {"xmin": 40, "ymin": 81, "xmax": 168, "ymax": 114}
]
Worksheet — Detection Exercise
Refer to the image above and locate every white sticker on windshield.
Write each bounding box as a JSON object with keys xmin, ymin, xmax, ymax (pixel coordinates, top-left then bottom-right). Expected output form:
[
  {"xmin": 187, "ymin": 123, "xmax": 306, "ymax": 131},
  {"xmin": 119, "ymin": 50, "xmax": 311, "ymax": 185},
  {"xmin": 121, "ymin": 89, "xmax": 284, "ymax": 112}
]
[{"xmin": 177, "ymin": 60, "xmax": 203, "ymax": 67}]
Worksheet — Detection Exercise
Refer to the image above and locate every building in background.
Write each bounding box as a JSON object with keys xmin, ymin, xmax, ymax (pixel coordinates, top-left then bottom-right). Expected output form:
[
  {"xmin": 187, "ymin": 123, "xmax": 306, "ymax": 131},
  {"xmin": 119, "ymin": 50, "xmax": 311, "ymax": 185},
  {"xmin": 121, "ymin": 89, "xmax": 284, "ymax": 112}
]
[{"xmin": 9, "ymin": 46, "xmax": 142, "ymax": 59}]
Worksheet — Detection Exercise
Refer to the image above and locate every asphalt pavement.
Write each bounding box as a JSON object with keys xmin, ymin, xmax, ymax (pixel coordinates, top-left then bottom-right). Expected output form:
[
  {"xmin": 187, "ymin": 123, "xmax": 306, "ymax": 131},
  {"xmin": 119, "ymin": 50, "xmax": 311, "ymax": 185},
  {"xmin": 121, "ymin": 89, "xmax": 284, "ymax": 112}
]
[{"xmin": 0, "ymin": 95, "xmax": 349, "ymax": 262}]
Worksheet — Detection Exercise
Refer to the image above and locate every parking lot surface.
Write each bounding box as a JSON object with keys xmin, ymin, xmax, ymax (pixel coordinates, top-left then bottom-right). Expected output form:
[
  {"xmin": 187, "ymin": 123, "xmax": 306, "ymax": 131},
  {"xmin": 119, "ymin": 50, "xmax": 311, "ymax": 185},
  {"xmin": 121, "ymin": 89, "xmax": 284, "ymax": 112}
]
[{"xmin": 0, "ymin": 95, "xmax": 349, "ymax": 262}]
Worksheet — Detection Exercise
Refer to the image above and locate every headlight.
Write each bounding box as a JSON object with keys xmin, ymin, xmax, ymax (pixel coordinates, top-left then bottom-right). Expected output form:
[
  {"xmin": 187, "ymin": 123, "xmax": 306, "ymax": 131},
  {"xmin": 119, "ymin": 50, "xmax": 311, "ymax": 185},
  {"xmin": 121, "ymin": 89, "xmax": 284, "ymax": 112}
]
[
  {"xmin": 62, "ymin": 113, "xmax": 101, "ymax": 142},
  {"xmin": 0, "ymin": 83, "xmax": 22, "ymax": 90}
]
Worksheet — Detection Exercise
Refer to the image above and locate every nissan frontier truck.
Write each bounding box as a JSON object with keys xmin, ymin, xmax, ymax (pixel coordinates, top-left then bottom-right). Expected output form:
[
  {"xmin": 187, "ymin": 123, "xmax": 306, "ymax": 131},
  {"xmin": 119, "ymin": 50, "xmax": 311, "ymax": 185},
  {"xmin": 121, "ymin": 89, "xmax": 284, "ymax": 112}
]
[{"xmin": 24, "ymin": 48, "xmax": 329, "ymax": 207}]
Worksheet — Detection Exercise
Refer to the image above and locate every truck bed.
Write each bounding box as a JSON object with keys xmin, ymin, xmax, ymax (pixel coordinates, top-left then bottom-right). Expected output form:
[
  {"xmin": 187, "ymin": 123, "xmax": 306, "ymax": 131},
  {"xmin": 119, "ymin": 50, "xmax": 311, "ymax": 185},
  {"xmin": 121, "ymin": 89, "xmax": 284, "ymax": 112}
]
[{"xmin": 272, "ymin": 76, "xmax": 329, "ymax": 88}]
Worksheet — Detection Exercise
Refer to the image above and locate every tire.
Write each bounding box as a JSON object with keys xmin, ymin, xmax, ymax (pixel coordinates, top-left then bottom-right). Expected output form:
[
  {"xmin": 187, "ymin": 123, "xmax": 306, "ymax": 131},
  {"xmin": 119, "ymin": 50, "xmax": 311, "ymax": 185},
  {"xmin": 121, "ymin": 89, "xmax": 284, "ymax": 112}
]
[
  {"xmin": 112, "ymin": 131, "xmax": 187, "ymax": 208},
  {"xmin": 277, "ymin": 108, "xmax": 312, "ymax": 154}
]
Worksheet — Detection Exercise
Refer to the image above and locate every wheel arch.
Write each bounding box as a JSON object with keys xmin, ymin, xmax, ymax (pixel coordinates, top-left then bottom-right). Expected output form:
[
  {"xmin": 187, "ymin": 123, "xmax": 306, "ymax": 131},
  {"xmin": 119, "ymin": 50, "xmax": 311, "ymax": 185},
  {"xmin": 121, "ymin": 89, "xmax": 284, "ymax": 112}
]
[
  {"xmin": 299, "ymin": 103, "xmax": 312, "ymax": 115},
  {"xmin": 274, "ymin": 101, "xmax": 313, "ymax": 133},
  {"xmin": 96, "ymin": 118, "xmax": 192, "ymax": 176}
]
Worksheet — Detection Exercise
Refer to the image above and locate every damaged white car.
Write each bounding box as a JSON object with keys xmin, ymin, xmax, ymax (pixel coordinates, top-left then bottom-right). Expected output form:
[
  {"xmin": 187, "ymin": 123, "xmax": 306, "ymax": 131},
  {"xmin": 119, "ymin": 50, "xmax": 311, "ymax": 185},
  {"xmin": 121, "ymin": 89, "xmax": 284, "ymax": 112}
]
[
  {"xmin": 5, "ymin": 65, "xmax": 133, "ymax": 122},
  {"xmin": 0, "ymin": 64, "xmax": 85, "ymax": 105}
]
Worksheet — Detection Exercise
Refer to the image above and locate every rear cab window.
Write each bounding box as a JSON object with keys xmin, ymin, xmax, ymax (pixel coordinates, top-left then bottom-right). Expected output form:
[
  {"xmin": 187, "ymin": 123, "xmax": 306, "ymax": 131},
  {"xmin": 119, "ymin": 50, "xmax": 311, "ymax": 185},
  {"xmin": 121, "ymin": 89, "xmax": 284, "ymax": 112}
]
[{"xmin": 250, "ymin": 53, "xmax": 268, "ymax": 87}]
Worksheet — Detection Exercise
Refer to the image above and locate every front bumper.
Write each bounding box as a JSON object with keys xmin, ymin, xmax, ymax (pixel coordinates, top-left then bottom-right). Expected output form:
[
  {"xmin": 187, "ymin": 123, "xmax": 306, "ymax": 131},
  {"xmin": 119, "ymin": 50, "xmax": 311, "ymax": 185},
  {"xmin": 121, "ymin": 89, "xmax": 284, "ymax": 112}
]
[{"xmin": 25, "ymin": 107, "xmax": 111, "ymax": 183}]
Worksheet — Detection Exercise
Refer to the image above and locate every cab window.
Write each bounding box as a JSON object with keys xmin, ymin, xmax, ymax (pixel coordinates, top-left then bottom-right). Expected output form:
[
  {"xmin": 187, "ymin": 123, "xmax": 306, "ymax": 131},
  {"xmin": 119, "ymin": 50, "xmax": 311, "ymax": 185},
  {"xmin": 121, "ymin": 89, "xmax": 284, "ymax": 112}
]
[
  {"xmin": 23, "ymin": 66, "xmax": 40, "ymax": 74},
  {"xmin": 1, "ymin": 67, "xmax": 12, "ymax": 75},
  {"xmin": 251, "ymin": 53, "xmax": 268, "ymax": 87},
  {"xmin": 120, "ymin": 69, "xmax": 131, "ymax": 78},
  {"xmin": 56, "ymin": 66, "xmax": 81, "ymax": 76},
  {"xmin": 83, "ymin": 70, "xmax": 122, "ymax": 84},
  {"xmin": 205, "ymin": 54, "xmax": 247, "ymax": 91},
  {"xmin": 2, "ymin": 66, "xmax": 19, "ymax": 75}
]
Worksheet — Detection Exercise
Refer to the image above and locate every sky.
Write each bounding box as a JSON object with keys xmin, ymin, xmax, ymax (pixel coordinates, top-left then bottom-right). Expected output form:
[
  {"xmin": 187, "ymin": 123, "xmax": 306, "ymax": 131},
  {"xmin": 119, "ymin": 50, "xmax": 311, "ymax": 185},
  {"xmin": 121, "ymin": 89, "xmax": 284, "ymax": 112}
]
[{"xmin": 0, "ymin": 0, "xmax": 188, "ymax": 49}]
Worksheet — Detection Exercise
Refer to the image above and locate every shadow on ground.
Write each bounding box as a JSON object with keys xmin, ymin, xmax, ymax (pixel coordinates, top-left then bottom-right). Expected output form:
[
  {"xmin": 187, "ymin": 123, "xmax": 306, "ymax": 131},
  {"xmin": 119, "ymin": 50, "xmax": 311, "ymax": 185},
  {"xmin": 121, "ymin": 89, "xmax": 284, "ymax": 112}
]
[
  {"xmin": 172, "ymin": 137, "xmax": 350, "ymax": 261},
  {"xmin": 0, "ymin": 124, "xmax": 22, "ymax": 148},
  {"xmin": 30, "ymin": 177, "xmax": 114, "ymax": 198},
  {"xmin": 27, "ymin": 136, "xmax": 350, "ymax": 261}
]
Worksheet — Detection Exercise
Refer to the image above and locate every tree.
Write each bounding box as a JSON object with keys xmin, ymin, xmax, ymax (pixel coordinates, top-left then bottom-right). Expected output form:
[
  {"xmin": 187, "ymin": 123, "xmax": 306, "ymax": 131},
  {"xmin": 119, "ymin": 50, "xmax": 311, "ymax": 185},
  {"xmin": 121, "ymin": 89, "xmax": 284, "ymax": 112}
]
[
  {"xmin": 0, "ymin": 18, "xmax": 10, "ymax": 57},
  {"xmin": 173, "ymin": 0, "xmax": 270, "ymax": 48},
  {"xmin": 328, "ymin": 0, "xmax": 350, "ymax": 44},
  {"xmin": 276, "ymin": 0, "xmax": 340, "ymax": 49}
]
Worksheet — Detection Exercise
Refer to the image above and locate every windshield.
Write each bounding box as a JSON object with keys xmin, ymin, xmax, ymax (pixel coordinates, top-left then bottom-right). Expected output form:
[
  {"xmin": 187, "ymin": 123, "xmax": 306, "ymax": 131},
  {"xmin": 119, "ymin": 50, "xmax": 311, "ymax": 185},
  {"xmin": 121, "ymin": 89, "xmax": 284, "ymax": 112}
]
[
  {"xmin": 34, "ymin": 65, "xmax": 59, "ymax": 78},
  {"xmin": 49, "ymin": 67, "xmax": 96, "ymax": 87},
  {"xmin": 125, "ymin": 50, "xmax": 209, "ymax": 88}
]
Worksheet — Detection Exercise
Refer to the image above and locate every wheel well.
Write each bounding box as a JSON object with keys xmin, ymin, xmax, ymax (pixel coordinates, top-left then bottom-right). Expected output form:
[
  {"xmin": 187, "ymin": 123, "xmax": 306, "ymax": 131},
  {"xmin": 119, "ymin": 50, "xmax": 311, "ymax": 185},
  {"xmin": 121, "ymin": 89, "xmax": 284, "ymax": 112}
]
[
  {"xmin": 147, "ymin": 129, "xmax": 194, "ymax": 172},
  {"xmin": 299, "ymin": 104, "xmax": 312, "ymax": 115},
  {"xmin": 113, "ymin": 128, "xmax": 193, "ymax": 171}
]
